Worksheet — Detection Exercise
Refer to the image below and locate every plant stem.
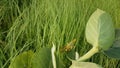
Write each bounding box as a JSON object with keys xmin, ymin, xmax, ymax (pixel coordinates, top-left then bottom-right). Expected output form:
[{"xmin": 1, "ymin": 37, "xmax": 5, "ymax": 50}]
[{"xmin": 77, "ymin": 46, "xmax": 99, "ymax": 61}]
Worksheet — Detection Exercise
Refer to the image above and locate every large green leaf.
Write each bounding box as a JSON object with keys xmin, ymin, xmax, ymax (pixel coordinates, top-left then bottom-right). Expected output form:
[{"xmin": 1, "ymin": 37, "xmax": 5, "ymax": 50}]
[
  {"xmin": 70, "ymin": 61, "xmax": 102, "ymax": 68},
  {"xmin": 31, "ymin": 48, "xmax": 53, "ymax": 68},
  {"xmin": 112, "ymin": 28, "xmax": 120, "ymax": 47},
  {"xmin": 104, "ymin": 47, "xmax": 120, "ymax": 59},
  {"xmin": 9, "ymin": 50, "xmax": 34, "ymax": 68},
  {"xmin": 85, "ymin": 9, "xmax": 115, "ymax": 50},
  {"xmin": 103, "ymin": 29, "xmax": 120, "ymax": 59},
  {"xmin": 31, "ymin": 47, "xmax": 64, "ymax": 68}
]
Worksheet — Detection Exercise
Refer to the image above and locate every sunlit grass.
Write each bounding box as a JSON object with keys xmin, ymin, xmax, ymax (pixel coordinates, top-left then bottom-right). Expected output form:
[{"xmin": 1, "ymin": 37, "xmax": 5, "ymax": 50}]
[{"xmin": 0, "ymin": 0, "xmax": 120, "ymax": 68}]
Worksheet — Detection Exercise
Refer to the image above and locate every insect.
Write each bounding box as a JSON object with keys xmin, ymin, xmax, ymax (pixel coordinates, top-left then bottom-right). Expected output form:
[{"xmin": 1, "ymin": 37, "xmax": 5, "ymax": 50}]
[{"xmin": 60, "ymin": 39, "xmax": 76, "ymax": 52}]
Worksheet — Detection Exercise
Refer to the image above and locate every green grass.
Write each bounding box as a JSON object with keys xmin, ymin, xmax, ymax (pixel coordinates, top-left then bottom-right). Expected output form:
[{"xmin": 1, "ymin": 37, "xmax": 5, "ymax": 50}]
[{"xmin": 0, "ymin": 0, "xmax": 120, "ymax": 68}]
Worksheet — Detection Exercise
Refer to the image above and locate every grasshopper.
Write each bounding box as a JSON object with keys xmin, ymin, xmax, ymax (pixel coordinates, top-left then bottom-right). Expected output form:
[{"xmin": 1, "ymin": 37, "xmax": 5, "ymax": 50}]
[{"xmin": 60, "ymin": 39, "xmax": 76, "ymax": 52}]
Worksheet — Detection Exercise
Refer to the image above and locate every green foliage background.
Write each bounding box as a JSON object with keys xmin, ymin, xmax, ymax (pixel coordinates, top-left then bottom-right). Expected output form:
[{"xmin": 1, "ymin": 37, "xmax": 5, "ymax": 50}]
[{"xmin": 0, "ymin": 0, "xmax": 120, "ymax": 68}]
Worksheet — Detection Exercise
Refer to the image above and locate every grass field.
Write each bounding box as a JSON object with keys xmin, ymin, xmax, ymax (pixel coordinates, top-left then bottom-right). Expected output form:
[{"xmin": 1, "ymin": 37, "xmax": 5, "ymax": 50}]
[{"xmin": 0, "ymin": 0, "xmax": 120, "ymax": 68}]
